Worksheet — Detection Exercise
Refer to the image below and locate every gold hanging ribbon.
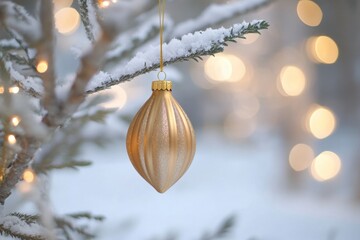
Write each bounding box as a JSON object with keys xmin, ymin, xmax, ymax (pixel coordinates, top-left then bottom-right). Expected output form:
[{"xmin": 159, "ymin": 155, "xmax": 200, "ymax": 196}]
[{"xmin": 158, "ymin": 0, "xmax": 166, "ymax": 79}]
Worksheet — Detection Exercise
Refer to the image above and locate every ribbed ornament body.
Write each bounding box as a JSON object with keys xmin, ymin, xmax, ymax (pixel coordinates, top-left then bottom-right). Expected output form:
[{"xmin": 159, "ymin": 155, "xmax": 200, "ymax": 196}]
[{"xmin": 126, "ymin": 81, "xmax": 196, "ymax": 193}]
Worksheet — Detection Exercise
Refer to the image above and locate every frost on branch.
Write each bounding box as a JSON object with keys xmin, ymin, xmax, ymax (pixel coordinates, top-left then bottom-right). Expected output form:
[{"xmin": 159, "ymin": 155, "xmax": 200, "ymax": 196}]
[
  {"xmin": 0, "ymin": 2, "xmax": 41, "ymax": 45},
  {"xmin": 0, "ymin": 212, "xmax": 104, "ymax": 240},
  {"xmin": 87, "ymin": 20, "xmax": 269, "ymax": 93}
]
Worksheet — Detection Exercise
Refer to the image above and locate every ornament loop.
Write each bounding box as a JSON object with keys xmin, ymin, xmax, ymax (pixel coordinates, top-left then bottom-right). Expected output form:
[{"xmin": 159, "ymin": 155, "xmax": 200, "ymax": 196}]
[{"xmin": 157, "ymin": 71, "xmax": 167, "ymax": 81}]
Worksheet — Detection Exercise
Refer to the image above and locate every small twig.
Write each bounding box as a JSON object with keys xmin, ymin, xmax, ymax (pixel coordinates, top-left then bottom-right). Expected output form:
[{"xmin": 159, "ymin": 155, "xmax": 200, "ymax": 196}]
[{"xmin": 37, "ymin": 0, "xmax": 58, "ymax": 127}]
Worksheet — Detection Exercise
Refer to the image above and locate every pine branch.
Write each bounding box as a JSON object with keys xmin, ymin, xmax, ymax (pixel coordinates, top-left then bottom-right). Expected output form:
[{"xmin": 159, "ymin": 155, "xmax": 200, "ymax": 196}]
[
  {"xmin": 0, "ymin": 39, "xmax": 21, "ymax": 51},
  {"xmin": 86, "ymin": 20, "xmax": 269, "ymax": 93},
  {"xmin": 9, "ymin": 213, "xmax": 39, "ymax": 225},
  {"xmin": 0, "ymin": 214, "xmax": 45, "ymax": 240},
  {"xmin": 33, "ymin": 160, "xmax": 92, "ymax": 174},
  {"xmin": 78, "ymin": 0, "xmax": 96, "ymax": 43},
  {"xmin": 0, "ymin": 224, "xmax": 45, "ymax": 240},
  {"xmin": 2, "ymin": 60, "xmax": 43, "ymax": 98},
  {"xmin": 0, "ymin": 212, "xmax": 104, "ymax": 240},
  {"xmin": 172, "ymin": 0, "xmax": 273, "ymax": 38},
  {"xmin": 67, "ymin": 212, "xmax": 105, "ymax": 221},
  {"xmin": 200, "ymin": 215, "xmax": 236, "ymax": 240},
  {"xmin": 0, "ymin": 2, "xmax": 41, "ymax": 45}
]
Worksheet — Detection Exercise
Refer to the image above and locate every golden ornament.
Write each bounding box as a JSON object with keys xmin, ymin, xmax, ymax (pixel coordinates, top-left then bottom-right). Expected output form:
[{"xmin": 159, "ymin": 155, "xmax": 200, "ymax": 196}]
[{"xmin": 126, "ymin": 80, "xmax": 196, "ymax": 193}]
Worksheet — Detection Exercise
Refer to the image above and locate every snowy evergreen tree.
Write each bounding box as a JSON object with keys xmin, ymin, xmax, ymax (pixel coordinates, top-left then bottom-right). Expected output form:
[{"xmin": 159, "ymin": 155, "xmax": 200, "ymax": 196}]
[{"xmin": 0, "ymin": 0, "xmax": 270, "ymax": 239}]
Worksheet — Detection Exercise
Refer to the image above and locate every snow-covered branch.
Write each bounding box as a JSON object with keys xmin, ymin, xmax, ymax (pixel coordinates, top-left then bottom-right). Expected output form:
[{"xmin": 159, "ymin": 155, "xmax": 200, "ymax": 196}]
[
  {"xmin": 0, "ymin": 212, "xmax": 104, "ymax": 240},
  {"xmin": 172, "ymin": 0, "xmax": 273, "ymax": 38},
  {"xmin": 77, "ymin": 0, "xmax": 98, "ymax": 43},
  {"xmin": 87, "ymin": 20, "xmax": 269, "ymax": 93}
]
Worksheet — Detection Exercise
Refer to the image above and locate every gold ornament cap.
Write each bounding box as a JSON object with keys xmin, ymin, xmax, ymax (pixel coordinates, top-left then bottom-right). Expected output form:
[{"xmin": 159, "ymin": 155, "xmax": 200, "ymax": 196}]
[{"xmin": 152, "ymin": 80, "xmax": 172, "ymax": 91}]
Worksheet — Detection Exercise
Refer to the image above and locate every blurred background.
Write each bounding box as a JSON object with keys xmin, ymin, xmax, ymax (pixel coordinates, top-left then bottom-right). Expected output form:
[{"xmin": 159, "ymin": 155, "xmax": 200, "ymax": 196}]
[{"xmin": 12, "ymin": 0, "xmax": 360, "ymax": 239}]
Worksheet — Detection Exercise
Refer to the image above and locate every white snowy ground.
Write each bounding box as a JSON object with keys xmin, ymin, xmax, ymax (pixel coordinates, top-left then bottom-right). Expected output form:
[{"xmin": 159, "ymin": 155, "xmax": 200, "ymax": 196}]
[{"xmin": 50, "ymin": 132, "xmax": 360, "ymax": 240}]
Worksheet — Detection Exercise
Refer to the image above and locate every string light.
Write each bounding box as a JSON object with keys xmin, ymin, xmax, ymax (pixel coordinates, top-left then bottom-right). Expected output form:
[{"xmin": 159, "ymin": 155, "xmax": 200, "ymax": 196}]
[
  {"xmin": 55, "ymin": 7, "xmax": 80, "ymax": 34},
  {"xmin": 311, "ymin": 151, "xmax": 341, "ymax": 181},
  {"xmin": 7, "ymin": 134, "xmax": 16, "ymax": 145},
  {"xmin": 9, "ymin": 86, "xmax": 19, "ymax": 94},
  {"xmin": 11, "ymin": 116, "xmax": 21, "ymax": 127},
  {"xmin": 278, "ymin": 65, "xmax": 306, "ymax": 96},
  {"xmin": 23, "ymin": 168, "xmax": 36, "ymax": 183},
  {"xmin": 98, "ymin": 0, "xmax": 111, "ymax": 8},
  {"xmin": 289, "ymin": 144, "xmax": 314, "ymax": 171},
  {"xmin": 297, "ymin": 0, "xmax": 323, "ymax": 27},
  {"xmin": 307, "ymin": 106, "xmax": 336, "ymax": 139},
  {"xmin": 36, "ymin": 60, "xmax": 48, "ymax": 73},
  {"xmin": 0, "ymin": 86, "xmax": 4, "ymax": 94}
]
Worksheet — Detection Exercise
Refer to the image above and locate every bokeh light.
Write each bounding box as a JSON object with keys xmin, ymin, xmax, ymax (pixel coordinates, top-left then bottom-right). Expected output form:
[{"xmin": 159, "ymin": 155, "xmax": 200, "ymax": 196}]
[
  {"xmin": 11, "ymin": 116, "xmax": 21, "ymax": 127},
  {"xmin": 0, "ymin": 86, "xmax": 4, "ymax": 94},
  {"xmin": 36, "ymin": 60, "xmax": 48, "ymax": 73},
  {"xmin": 23, "ymin": 169, "xmax": 36, "ymax": 183},
  {"xmin": 306, "ymin": 36, "xmax": 339, "ymax": 64},
  {"xmin": 9, "ymin": 86, "xmax": 19, "ymax": 94},
  {"xmin": 297, "ymin": 0, "xmax": 323, "ymax": 27},
  {"xmin": 100, "ymin": 86, "xmax": 128, "ymax": 109},
  {"xmin": 240, "ymin": 33, "xmax": 260, "ymax": 45},
  {"xmin": 307, "ymin": 106, "xmax": 336, "ymax": 139},
  {"xmin": 204, "ymin": 54, "xmax": 246, "ymax": 83},
  {"xmin": 53, "ymin": 0, "xmax": 73, "ymax": 11},
  {"xmin": 99, "ymin": 0, "xmax": 111, "ymax": 8},
  {"xmin": 279, "ymin": 65, "xmax": 306, "ymax": 96},
  {"xmin": 289, "ymin": 143, "xmax": 314, "ymax": 172},
  {"xmin": 7, "ymin": 134, "xmax": 16, "ymax": 145},
  {"xmin": 311, "ymin": 151, "xmax": 341, "ymax": 181},
  {"xmin": 55, "ymin": 7, "xmax": 80, "ymax": 34}
]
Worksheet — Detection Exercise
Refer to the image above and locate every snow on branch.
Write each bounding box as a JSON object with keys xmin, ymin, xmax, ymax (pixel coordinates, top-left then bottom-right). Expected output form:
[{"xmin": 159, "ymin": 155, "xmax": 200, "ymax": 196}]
[
  {"xmin": 86, "ymin": 20, "xmax": 269, "ymax": 93},
  {"xmin": 0, "ymin": 214, "xmax": 45, "ymax": 240},
  {"xmin": 3, "ymin": 61, "xmax": 44, "ymax": 98},
  {"xmin": 0, "ymin": 212, "xmax": 104, "ymax": 240},
  {"xmin": 172, "ymin": 0, "xmax": 273, "ymax": 38},
  {"xmin": 77, "ymin": 0, "xmax": 99, "ymax": 43},
  {"xmin": 0, "ymin": 2, "xmax": 41, "ymax": 46}
]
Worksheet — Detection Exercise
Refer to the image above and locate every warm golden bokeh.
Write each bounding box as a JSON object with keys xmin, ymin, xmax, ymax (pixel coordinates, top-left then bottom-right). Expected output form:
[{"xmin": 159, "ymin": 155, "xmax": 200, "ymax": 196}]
[
  {"xmin": 240, "ymin": 33, "xmax": 260, "ymax": 45},
  {"xmin": 7, "ymin": 134, "xmax": 16, "ymax": 145},
  {"xmin": 23, "ymin": 169, "xmax": 36, "ymax": 183},
  {"xmin": 9, "ymin": 86, "xmax": 19, "ymax": 94},
  {"xmin": 307, "ymin": 106, "xmax": 336, "ymax": 139},
  {"xmin": 311, "ymin": 151, "xmax": 341, "ymax": 181},
  {"xmin": 306, "ymin": 36, "xmax": 339, "ymax": 64},
  {"xmin": 297, "ymin": 0, "xmax": 323, "ymax": 27},
  {"xmin": 55, "ymin": 7, "xmax": 80, "ymax": 34},
  {"xmin": 53, "ymin": 0, "xmax": 73, "ymax": 10},
  {"xmin": 279, "ymin": 65, "xmax": 306, "ymax": 96},
  {"xmin": 11, "ymin": 116, "xmax": 20, "ymax": 127},
  {"xmin": 36, "ymin": 60, "xmax": 49, "ymax": 73},
  {"xmin": 100, "ymin": 86, "xmax": 127, "ymax": 109},
  {"xmin": 204, "ymin": 54, "xmax": 246, "ymax": 83},
  {"xmin": 99, "ymin": 0, "xmax": 111, "ymax": 8},
  {"xmin": 289, "ymin": 143, "xmax": 314, "ymax": 172},
  {"xmin": 0, "ymin": 86, "xmax": 4, "ymax": 94}
]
